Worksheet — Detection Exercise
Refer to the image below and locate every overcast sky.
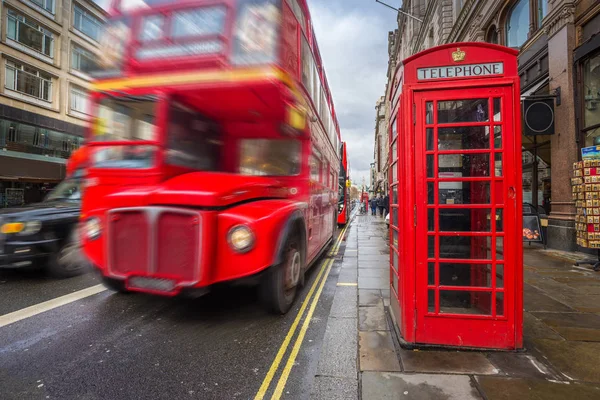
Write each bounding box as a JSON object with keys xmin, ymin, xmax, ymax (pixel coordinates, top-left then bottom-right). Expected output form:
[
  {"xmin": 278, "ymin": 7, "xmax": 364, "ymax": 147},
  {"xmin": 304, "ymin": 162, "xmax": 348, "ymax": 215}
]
[{"xmin": 94, "ymin": 0, "xmax": 397, "ymax": 188}]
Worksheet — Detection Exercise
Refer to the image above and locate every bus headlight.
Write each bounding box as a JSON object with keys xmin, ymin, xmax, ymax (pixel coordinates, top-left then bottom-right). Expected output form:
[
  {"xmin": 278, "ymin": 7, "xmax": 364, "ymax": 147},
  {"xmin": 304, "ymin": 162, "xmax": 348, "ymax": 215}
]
[
  {"xmin": 85, "ymin": 217, "xmax": 102, "ymax": 241},
  {"xmin": 228, "ymin": 225, "xmax": 255, "ymax": 253}
]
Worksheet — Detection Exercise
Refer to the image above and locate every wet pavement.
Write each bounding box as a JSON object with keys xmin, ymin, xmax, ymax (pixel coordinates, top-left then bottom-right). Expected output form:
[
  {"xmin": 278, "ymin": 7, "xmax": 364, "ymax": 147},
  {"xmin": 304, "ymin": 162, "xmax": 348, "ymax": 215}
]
[
  {"xmin": 343, "ymin": 213, "xmax": 600, "ymax": 400},
  {"xmin": 0, "ymin": 225, "xmax": 351, "ymax": 400}
]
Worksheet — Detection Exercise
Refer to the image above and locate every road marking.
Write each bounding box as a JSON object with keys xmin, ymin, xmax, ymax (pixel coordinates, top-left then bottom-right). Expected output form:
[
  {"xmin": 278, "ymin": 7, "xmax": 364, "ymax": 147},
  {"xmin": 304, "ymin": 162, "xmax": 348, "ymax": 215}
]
[
  {"xmin": 272, "ymin": 258, "xmax": 334, "ymax": 399},
  {"xmin": 255, "ymin": 228, "xmax": 345, "ymax": 400},
  {"xmin": 336, "ymin": 282, "xmax": 357, "ymax": 286},
  {"xmin": 0, "ymin": 284, "xmax": 106, "ymax": 329},
  {"xmin": 254, "ymin": 261, "xmax": 327, "ymax": 400}
]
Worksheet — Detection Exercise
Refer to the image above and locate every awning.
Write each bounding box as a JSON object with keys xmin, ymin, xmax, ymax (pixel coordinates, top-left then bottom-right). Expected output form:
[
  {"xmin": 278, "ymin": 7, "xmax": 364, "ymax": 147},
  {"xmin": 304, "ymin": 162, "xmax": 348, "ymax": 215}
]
[{"xmin": 521, "ymin": 77, "xmax": 550, "ymax": 99}]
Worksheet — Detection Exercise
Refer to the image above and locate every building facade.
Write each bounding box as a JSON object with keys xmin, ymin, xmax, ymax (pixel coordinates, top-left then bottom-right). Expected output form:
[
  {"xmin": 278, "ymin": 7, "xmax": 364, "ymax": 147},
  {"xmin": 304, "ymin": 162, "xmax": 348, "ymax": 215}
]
[
  {"xmin": 382, "ymin": 0, "xmax": 600, "ymax": 251},
  {"xmin": 0, "ymin": 0, "xmax": 105, "ymax": 206},
  {"xmin": 373, "ymin": 96, "xmax": 388, "ymax": 196}
]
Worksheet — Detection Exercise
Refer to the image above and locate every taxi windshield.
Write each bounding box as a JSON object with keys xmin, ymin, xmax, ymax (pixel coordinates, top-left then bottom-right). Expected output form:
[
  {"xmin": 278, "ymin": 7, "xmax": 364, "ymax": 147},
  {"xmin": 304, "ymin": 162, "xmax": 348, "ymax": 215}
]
[
  {"xmin": 46, "ymin": 179, "xmax": 81, "ymax": 202},
  {"xmin": 92, "ymin": 96, "xmax": 158, "ymax": 142}
]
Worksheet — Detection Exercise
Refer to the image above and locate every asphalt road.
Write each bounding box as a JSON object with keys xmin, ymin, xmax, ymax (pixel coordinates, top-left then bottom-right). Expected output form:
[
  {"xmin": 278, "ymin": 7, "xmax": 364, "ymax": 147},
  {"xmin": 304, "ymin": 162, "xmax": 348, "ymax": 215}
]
[{"xmin": 0, "ymin": 225, "xmax": 349, "ymax": 400}]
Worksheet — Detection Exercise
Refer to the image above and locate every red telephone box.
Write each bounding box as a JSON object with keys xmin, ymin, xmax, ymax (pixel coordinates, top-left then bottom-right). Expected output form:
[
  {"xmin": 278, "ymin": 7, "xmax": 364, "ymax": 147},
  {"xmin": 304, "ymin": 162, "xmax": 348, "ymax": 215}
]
[{"xmin": 389, "ymin": 43, "xmax": 523, "ymax": 350}]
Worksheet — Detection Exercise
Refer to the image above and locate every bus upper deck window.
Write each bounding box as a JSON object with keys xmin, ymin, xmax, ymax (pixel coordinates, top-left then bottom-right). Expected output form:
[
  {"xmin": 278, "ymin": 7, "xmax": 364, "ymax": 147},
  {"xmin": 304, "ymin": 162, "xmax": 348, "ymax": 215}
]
[
  {"xmin": 239, "ymin": 139, "xmax": 301, "ymax": 176},
  {"xmin": 232, "ymin": 0, "xmax": 281, "ymax": 66}
]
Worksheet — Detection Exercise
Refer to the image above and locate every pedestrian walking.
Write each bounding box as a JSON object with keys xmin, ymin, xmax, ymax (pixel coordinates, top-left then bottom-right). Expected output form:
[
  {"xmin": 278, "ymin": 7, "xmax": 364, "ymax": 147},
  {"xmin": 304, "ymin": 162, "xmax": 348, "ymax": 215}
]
[
  {"xmin": 377, "ymin": 194, "xmax": 385, "ymax": 216},
  {"xmin": 370, "ymin": 197, "xmax": 377, "ymax": 215},
  {"xmin": 384, "ymin": 193, "xmax": 389, "ymax": 217}
]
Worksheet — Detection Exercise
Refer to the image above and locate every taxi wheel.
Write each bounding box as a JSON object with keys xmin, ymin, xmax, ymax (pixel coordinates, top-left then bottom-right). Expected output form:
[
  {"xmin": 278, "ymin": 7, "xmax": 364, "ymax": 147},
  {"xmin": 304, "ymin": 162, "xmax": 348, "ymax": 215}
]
[
  {"xmin": 47, "ymin": 232, "xmax": 87, "ymax": 279},
  {"xmin": 101, "ymin": 277, "xmax": 130, "ymax": 294},
  {"xmin": 261, "ymin": 234, "xmax": 302, "ymax": 315}
]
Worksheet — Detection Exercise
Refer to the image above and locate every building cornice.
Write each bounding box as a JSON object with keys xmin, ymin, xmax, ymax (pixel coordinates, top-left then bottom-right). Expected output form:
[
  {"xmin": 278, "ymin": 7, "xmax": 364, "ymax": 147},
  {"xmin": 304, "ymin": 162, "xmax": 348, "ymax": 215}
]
[{"xmin": 543, "ymin": 2, "xmax": 577, "ymax": 39}]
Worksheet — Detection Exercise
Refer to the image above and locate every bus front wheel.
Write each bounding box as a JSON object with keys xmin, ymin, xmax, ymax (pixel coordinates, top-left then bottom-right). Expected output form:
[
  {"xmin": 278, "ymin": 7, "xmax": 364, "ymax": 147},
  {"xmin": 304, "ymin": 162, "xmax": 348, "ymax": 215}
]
[{"xmin": 261, "ymin": 234, "xmax": 302, "ymax": 314}]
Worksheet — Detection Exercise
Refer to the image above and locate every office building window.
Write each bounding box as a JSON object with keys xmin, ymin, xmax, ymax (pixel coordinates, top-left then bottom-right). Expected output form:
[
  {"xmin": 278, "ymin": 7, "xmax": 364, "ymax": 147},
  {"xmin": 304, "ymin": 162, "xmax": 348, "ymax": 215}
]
[
  {"xmin": 70, "ymin": 86, "xmax": 89, "ymax": 114},
  {"xmin": 30, "ymin": 0, "xmax": 55, "ymax": 13},
  {"xmin": 506, "ymin": 0, "xmax": 530, "ymax": 48},
  {"xmin": 71, "ymin": 44, "xmax": 97, "ymax": 73},
  {"xmin": 73, "ymin": 5, "xmax": 102, "ymax": 41},
  {"xmin": 5, "ymin": 61, "xmax": 53, "ymax": 101},
  {"xmin": 7, "ymin": 9, "xmax": 54, "ymax": 57}
]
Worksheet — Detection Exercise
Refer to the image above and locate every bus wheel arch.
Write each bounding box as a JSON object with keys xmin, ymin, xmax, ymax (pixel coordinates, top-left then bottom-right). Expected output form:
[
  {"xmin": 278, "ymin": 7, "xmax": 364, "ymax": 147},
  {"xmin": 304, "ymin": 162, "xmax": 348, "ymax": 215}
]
[{"xmin": 261, "ymin": 212, "xmax": 306, "ymax": 314}]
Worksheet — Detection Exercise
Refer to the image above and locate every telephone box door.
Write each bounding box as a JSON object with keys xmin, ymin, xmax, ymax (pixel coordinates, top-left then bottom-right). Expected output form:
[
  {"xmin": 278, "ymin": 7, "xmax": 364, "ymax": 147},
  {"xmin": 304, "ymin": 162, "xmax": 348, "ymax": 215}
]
[{"xmin": 414, "ymin": 86, "xmax": 519, "ymax": 349}]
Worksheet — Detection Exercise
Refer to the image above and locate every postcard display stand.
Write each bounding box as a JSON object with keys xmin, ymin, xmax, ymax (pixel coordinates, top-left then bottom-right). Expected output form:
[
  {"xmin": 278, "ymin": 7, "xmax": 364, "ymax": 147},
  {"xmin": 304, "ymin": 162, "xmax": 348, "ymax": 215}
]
[{"xmin": 572, "ymin": 160, "xmax": 600, "ymax": 271}]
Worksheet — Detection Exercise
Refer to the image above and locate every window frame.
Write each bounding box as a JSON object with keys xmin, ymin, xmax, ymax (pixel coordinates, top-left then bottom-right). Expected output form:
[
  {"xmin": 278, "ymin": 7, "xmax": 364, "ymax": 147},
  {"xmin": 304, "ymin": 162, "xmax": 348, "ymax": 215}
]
[
  {"xmin": 73, "ymin": 4, "xmax": 102, "ymax": 42},
  {"xmin": 5, "ymin": 61, "xmax": 53, "ymax": 102},
  {"xmin": 29, "ymin": 0, "xmax": 55, "ymax": 14},
  {"xmin": 71, "ymin": 43, "xmax": 97, "ymax": 74},
  {"xmin": 7, "ymin": 9, "xmax": 55, "ymax": 58},
  {"xmin": 70, "ymin": 85, "xmax": 89, "ymax": 115}
]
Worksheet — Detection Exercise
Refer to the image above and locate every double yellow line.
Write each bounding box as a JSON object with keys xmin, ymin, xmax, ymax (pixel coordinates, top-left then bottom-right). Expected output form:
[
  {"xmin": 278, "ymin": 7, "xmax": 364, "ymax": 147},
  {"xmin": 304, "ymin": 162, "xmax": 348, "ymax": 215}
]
[{"xmin": 255, "ymin": 223, "xmax": 350, "ymax": 400}]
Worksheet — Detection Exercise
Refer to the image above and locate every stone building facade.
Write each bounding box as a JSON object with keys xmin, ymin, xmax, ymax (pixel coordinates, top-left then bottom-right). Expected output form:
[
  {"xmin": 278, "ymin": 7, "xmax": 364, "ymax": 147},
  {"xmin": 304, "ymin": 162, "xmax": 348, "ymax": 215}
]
[
  {"xmin": 0, "ymin": 0, "xmax": 105, "ymax": 206},
  {"xmin": 373, "ymin": 96, "xmax": 388, "ymax": 196},
  {"xmin": 382, "ymin": 0, "xmax": 600, "ymax": 251}
]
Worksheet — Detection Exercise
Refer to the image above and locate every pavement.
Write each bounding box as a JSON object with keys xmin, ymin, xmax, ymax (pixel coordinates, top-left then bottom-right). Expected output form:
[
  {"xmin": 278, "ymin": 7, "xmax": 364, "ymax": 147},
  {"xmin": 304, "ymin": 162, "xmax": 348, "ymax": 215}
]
[
  {"xmin": 310, "ymin": 213, "xmax": 600, "ymax": 400},
  {"xmin": 3, "ymin": 212, "xmax": 600, "ymax": 399}
]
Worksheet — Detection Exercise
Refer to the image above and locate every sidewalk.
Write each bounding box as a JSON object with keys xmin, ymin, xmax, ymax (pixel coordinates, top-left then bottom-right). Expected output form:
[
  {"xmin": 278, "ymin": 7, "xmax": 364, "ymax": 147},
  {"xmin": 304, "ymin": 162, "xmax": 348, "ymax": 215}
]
[{"xmin": 312, "ymin": 214, "xmax": 600, "ymax": 400}]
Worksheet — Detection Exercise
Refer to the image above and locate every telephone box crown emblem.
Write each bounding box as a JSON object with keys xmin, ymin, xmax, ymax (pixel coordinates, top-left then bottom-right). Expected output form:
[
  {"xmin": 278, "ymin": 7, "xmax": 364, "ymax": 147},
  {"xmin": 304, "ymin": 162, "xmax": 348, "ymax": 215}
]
[{"xmin": 452, "ymin": 48, "xmax": 466, "ymax": 62}]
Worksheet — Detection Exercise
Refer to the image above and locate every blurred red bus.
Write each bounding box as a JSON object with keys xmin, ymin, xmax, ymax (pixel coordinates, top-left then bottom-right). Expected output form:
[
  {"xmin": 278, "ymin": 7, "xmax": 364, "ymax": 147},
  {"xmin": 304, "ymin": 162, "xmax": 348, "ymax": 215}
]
[
  {"xmin": 81, "ymin": 0, "xmax": 342, "ymax": 313},
  {"xmin": 337, "ymin": 142, "xmax": 348, "ymax": 225}
]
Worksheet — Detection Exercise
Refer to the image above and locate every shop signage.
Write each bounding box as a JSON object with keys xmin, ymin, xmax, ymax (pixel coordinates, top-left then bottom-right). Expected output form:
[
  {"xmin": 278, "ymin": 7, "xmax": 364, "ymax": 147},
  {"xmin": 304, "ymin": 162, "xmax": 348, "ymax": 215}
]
[{"xmin": 417, "ymin": 62, "xmax": 504, "ymax": 80}]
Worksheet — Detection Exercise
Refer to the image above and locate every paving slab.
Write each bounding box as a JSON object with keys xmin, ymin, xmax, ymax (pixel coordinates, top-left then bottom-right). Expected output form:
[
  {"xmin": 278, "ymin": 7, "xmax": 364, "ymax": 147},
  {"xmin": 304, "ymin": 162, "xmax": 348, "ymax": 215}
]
[
  {"xmin": 523, "ymin": 312, "xmax": 564, "ymax": 341},
  {"xmin": 357, "ymin": 255, "xmax": 389, "ymax": 263},
  {"xmin": 338, "ymin": 268, "xmax": 358, "ymax": 284},
  {"xmin": 359, "ymin": 305, "xmax": 388, "ymax": 331},
  {"xmin": 358, "ymin": 276, "xmax": 389, "ymax": 290},
  {"xmin": 361, "ymin": 372, "xmax": 482, "ymax": 400},
  {"xmin": 359, "ymin": 289, "xmax": 383, "ymax": 307},
  {"xmin": 477, "ymin": 376, "xmax": 600, "ymax": 400},
  {"xmin": 532, "ymin": 339, "xmax": 600, "ymax": 382},
  {"xmin": 524, "ymin": 284, "xmax": 574, "ymax": 312},
  {"xmin": 530, "ymin": 311, "xmax": 600, "ymax": 330},
  {"xmin": 400, "ymin": 349, "xmax": 499, "ymax": 375},
  {"xmin": 329, "ymin": 286, "xmax": 358, "ymax": 318},
  {"xmin": 316, "ymin": 317, "xmax": 358, "ymax": 379},
  {"xmin": 359, "ymin": 331, "xmax": 401, "ymax": 372},
  {"xmin": 358, "ymin": 268, "xmax": 389, "ymax": 278},
  {"xmin": 310, "ymin": 376, "xmax": 358, "ymax": 400},
  {"xmin": 486, "ymin": 353, "xmax": 557, "ymax": 380}
]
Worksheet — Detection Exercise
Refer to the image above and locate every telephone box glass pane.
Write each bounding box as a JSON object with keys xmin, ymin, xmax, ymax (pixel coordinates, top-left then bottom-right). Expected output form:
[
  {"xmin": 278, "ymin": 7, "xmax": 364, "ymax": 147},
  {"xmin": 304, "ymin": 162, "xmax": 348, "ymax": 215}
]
[
  {"xmin": 439, "ymin": 154, "xmax": 490, "ymax": 177},
  {"xmin": 494, "ymin": 126, "xmax": 502, "ymax": 148},
  {"xmin": 493, "ymin": 98, "xmax": 501, "ymax": 121},
  {"xmin": 439, "ymin": 209, "xmax": 491, "ymax": 232},
  {"xmin": 495, "ymin": 153, "xmax": 503, "ymax": 176},
  {"xmin": 439, "ymin": 126, "xmax": 490, "ymax": 150},
  {"xmin": 426, "ymin": 101, "xmax": 434, "ymax": 124},
  {"xmin": 428, "ymin": 208, "xmax": 435, "ymax": 231},
  {"xmin": 439, "ymin": 235, "xmax": 492, "ymax": 259},
  {"xmin": 426, "ymin": 128, "xmax": 434, "ymax": 150},
  {"xmin": 428, "ymin": 182, "xmax": 435, "ymax": 204},
  {"xmin": 393, "ymin": 252, "xmax": 398, "ymax": 269},
  {"xmin": 496, "ymin": 209, "xmax": 504, "ymax": 231},
  {"xmin": 428, "ymin": 262, "xmax": 435, "ymax": 285},
  {"xmin": 392, "ymin": 186, "xmax": 398, "ymax": 203},
  {"xmin": 496, "ymin": 237, "xmax": 504, "ymax": 260},
  {"xmin": 392, "ymin": 230, "xmax": 398, "ymax": 248},
  {"xmin": 496, "ymin": 292, "xmax": 504, "ymax": 316},
  {"xmin": 439, "ymin": 263, "xmax": 492, "ymax": 287},
  {"xmin": 437, "ymin": 99, "xmax": 489, "ymax": 123},
  {"xmin": 428, "ymin": 289, "xmax": 435, "ymax": 313},
  {"xmin": 427, "ymin": 155, "xmax": 434, "ymax": 177},
  {"xmin": 440, "ymin": 290, "xmax": 492, "ymax": 315},
  {"xmin": 438, "ymin": 181, "xmax": 491, "ymax": 204},
  {"xmin": 428, "ymin": 236, "xmax": 435, "ymax": 258},
  {"xmin": 496, "ymin": 264, "xmax": 504, "ymax": 288}
]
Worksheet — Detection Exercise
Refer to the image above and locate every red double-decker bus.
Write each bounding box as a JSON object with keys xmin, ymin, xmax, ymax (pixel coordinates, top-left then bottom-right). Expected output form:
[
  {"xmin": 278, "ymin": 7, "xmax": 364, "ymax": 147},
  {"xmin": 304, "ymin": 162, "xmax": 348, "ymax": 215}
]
[
  {"xmin": 337, "ymin": 142, "xmax": 349, "ymax": 225},
  {"xmin": 81, "ymin": 0, "xmax": 342, "ymax": 313}
]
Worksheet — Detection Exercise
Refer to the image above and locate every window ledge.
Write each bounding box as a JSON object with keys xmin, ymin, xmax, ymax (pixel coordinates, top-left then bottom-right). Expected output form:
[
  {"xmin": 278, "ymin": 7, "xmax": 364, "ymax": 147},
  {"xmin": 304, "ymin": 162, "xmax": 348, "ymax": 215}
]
[
  {"xmin": 70, "ymin": 28, "xmax": 100, "ymax": 48},
  {"xmin": 1, "ymin": 89, "xmax": 57, "ymax": 112},
  {"xmin": 19, "ymin": 0, "xmax": 56, "ymax": 21},
  {"xmin": 5, "ymin": 38, "xmax": 55, "ymax": 67},
  {"xmin": 67, "ymin": 109, "xmax": 90, "ymax": 121},
  {"xmin": 69, "ymin": 69, "xmax": 92, "ymax": 82}
]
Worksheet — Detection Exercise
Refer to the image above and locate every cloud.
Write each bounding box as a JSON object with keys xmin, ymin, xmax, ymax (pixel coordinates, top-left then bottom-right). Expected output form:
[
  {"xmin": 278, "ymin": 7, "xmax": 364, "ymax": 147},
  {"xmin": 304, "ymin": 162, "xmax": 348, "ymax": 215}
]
[{"xmin": 309, "ymin": 0, "xmax": 394, "ymax": 189}]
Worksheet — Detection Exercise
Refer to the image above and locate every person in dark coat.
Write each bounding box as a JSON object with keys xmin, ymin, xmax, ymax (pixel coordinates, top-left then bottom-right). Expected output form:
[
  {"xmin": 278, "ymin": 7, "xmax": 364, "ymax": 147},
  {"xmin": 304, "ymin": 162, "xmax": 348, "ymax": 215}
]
[
  {"xmin": 384, "ymin": 194, "xmax": 390, "ymax": 217},
  {"xmin": 370, "ymin": 197, "xmax": 377, "ymax": 215},
  {"xmin": 377, "ymin": 194, "xmax": 385, "ymax": 216}
]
